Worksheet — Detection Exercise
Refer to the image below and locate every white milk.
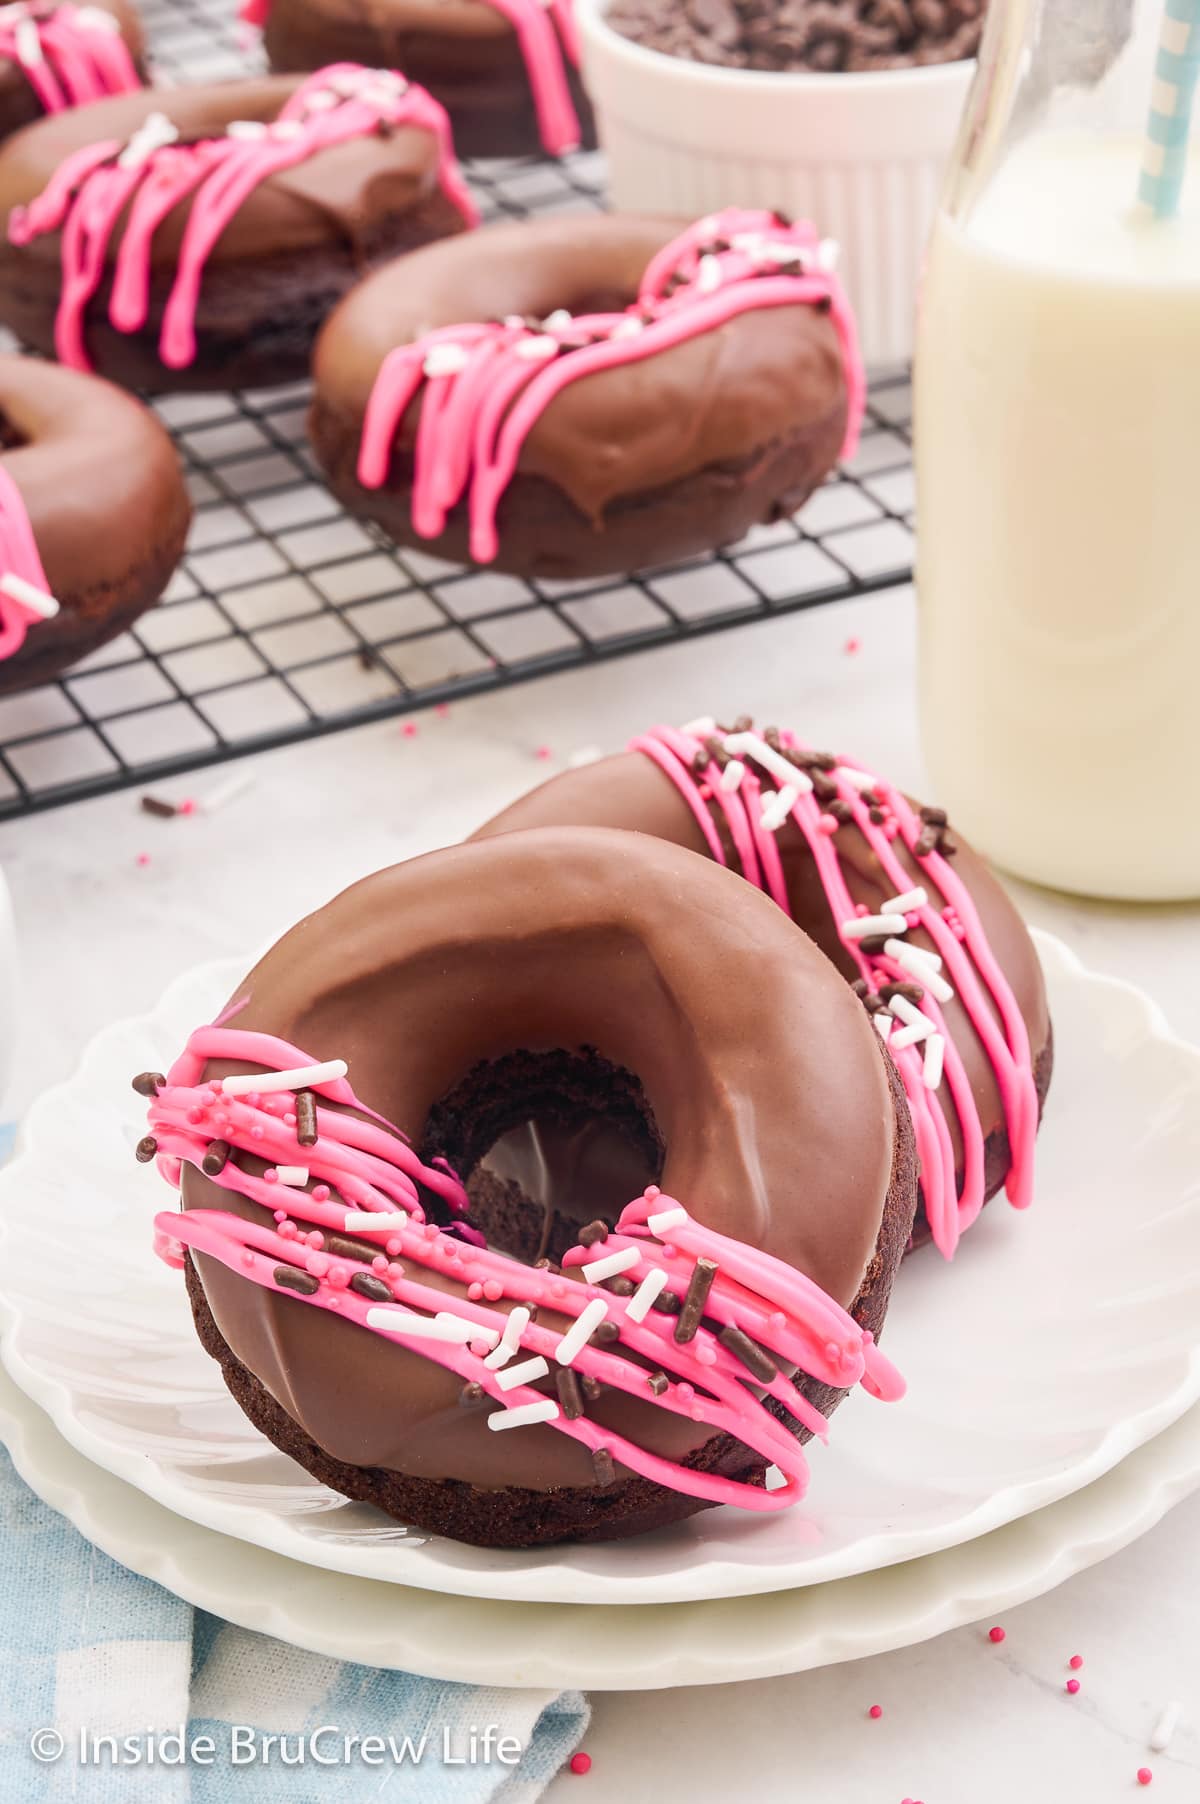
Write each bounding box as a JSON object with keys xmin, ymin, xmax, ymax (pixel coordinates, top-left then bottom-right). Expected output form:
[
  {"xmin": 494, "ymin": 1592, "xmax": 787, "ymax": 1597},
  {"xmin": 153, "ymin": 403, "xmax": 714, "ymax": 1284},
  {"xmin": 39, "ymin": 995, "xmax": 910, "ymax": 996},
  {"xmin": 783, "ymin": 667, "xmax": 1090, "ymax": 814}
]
[{"xmin": 915, "ymin": 132, "xmax": 1200, "ymax": 899}]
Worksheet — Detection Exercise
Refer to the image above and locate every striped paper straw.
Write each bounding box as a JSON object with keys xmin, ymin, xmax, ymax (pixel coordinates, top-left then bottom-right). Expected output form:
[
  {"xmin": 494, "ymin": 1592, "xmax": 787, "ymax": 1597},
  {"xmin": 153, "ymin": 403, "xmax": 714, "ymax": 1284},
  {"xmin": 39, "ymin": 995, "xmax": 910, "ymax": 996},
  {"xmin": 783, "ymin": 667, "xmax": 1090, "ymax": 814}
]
[{"xmin": 1139, "ymin": 0, "xmax": 1200, "ymax": 217}]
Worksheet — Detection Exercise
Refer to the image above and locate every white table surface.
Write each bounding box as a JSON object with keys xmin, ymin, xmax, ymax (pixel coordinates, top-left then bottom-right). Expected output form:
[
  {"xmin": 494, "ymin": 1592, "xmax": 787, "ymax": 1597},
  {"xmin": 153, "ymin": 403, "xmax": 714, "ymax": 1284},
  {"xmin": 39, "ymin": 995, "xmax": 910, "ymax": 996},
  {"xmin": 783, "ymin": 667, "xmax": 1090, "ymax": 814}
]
[{"xmin": 2, "ymin": 583, "xmax": 1198, "ymax": 1802}]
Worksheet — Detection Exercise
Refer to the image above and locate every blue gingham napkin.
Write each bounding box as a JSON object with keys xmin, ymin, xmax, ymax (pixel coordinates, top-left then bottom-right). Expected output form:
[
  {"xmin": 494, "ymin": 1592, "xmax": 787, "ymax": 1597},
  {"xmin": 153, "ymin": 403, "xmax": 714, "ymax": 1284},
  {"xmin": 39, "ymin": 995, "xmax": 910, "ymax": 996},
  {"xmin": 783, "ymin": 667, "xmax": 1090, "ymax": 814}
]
[{"xmin": 0, "ymin": 1121, "xmax": 588, "ymax": 1802}]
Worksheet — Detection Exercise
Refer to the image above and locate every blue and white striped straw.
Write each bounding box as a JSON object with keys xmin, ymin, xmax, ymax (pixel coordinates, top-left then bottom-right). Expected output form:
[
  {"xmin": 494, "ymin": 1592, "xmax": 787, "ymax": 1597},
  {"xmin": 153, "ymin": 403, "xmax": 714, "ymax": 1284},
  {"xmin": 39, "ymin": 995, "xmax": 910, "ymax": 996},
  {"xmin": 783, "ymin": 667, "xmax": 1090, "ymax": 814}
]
[{"xmin": 1138, "ymin": 0, "xmax": 1200, "ymax": 217}]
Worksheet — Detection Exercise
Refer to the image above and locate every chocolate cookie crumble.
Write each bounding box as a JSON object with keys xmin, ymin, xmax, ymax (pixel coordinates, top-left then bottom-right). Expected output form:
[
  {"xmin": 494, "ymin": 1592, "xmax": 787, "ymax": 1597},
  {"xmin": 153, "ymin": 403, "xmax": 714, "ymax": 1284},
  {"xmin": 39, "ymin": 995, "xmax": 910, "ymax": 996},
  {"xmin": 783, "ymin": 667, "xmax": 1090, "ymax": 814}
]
[{"xmin": 606, "ymin": 0, "xmax": 987, "ymax": 74}]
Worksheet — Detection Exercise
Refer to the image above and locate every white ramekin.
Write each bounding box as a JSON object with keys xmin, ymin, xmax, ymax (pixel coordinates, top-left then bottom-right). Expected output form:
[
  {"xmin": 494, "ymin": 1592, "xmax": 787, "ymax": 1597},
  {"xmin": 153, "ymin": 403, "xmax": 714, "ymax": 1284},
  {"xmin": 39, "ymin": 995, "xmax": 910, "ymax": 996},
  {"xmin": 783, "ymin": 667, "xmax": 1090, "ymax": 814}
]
[
  {"xmin": 577, "ymin": 0, "xmax": 974, "ymax": 367},
  {"xmin": 0, "ymin": 865, "xmax": 14, "ymax": 1111}
]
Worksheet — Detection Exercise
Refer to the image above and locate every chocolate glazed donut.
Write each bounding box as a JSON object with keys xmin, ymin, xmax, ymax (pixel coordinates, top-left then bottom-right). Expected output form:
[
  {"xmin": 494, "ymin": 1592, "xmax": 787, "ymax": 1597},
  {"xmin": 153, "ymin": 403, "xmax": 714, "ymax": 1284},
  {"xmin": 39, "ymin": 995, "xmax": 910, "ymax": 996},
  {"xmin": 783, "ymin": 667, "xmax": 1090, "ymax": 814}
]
[
  {"xmin": 258, "ymin": 0, "xmax": 595, "ymax": 159},
  {"xmin": 147, "ymin": 829, "xmax": 917, "ymax": 1548},
  {"xmin": 0, "ymin": 67, "xmax": 474, "ymax": 393},
  {"xmin": 0, "ymin": 353, "xmax": 190, "ymax": 693},
  {"xmin": 310, "ymin": 209, "xmax": 858, "ymax": 581},
  {"xmin": 474, "ymin": 724, "xmax": 1053, "ymax": 1260},
  {"xmin": 0, "ymin": 0, "xmax": 144, "ymax": 144}
]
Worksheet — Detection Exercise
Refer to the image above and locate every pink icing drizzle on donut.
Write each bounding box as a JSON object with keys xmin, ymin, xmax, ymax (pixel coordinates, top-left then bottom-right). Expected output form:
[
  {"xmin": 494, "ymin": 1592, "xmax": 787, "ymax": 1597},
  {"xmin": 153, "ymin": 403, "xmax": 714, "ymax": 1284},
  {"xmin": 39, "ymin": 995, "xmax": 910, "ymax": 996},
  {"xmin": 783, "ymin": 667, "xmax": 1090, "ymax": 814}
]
[
  {"xmin": 145, "ymin": 1026, "xmax": 903, "ymax": 1512},
  {"xmin": 0, "ymin": 462, "xmax": 57, "ymax": 662},
  {"xmin": 239, "ymin": 0, "xmax": 582, "ymax": 156},
  {"xmin": 630, "ymin": 723, "xmax": 1039, "ymax": 1259},
  {"xmin": 0, "ymin": 2, "xmax": 140, "ymax": 113},
  {"xmin": 357, "ymin": 207, "xmax": 864, "ymax": 567},
  {"xmin": 7, "ymin": 63, "xmax": 479, "ymax": 375}
]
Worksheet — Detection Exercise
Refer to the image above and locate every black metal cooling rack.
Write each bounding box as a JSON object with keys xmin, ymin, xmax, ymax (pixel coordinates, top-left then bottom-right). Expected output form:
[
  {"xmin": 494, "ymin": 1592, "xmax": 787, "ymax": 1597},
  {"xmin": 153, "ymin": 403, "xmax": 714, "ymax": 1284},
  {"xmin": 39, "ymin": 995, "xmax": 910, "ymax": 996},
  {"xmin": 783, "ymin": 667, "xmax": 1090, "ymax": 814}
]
[{"xmin": 0, "ymin": 0, "xmax": 916, "ymax": 819}]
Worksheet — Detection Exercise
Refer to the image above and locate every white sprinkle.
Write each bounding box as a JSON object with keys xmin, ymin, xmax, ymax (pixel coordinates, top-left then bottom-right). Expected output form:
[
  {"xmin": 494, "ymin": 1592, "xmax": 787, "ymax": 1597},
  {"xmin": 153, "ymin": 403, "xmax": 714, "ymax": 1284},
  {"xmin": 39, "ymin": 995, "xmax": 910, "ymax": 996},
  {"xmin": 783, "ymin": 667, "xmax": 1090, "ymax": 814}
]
[
  {"xmin": 722, "ymin": 730, "xmax": 814, "ymax": 796},
  {"xmin": 342, "ymin": 1209, "xmax": 408, "ymax": 1232},
  {"xmin": 302, "ymin": 87, "xmax": 340, "ymax": 111},
  {"xmin": 366, "ymin": 1308, "xmax": 496, "ymax": 1346},
  {"xmin": 698, "ymin": 215, "xmax": 720, "ymax": 235},
  {"xmin": 837, "ymin": 766, "xmax": 876, "ymax": 791},
  {"xmin": 226, "ymin": 119, "xmax": 269, "ymax": 140},
  {"xmin": 199, "ymin": 770, "xmax": 254, "ymax": 812},
  {"xmin": 718, "ymin": 758, "xmax": 745, "ymax": 793},
  {"xmin": 496, "ymin": 1354, "xmax": 549, "ymax": 1392},
  {"xmin": 697, "ymin": 253, "xmax": 722, "ymax": 293},
  {"xmin": 483, "ymin": 1305, "xmax": 530, "ymax": 1369},
  {"xmin": 922, "ymin": 1034, "xmax": 945, "ymax": 1090},
  {"xmin": 544, "ymin": 308, "xmax": 572, "ymax": 329},
  {"xmin": 624, "ymin": 1267, "xmax": 669, "ymax": 1323},
  {"xmin": 221, "ymin": 1058, "xmax": 347, "ymax": 1097},
  {"xmin": 764, "ymin": 1464, "xmax": 787, "ymax": 1491},
  {"xmin": 817, "ymin": 237, "xmax": 840, "ymax": 270},
  {"xmin": 274, "ymin": 1165, "xmax": 309, "ymax": 1186},
  {"xmin": 74, "ymin": 6, "xmax": 123, "ymax": 30},
  {"xmin": 842, "ymin": 913, "xmax": 908, "ymax": 941},
  {"xmin": 514, "ymin": 334, "xmax": 558, "ymax": 361},
  {"xmin": 487, "ymin": 1398, "xmax": 559, "ymax": 1431},
  {"xmin": 881, "ymin": 886, "xmax": 928, "ymax": 916},
  {"xmin": 759, "ymin": 239, "xmax": 805, "ymax": 267},
  {"xmin": 14, "ymin": 15, "xmax": 42, "ymax": 64},
  {"xmin": 0, "ymin": 573, "xmax": 59, "ymax": 618},
  {"xmin": 1150, "ymin": 1701, "xmax": 1182, "ymax": 1752},
  {"xmin": 581, "ymin": 1245, "xmax": 641, "ymax": 1285},
  {"xmin": 647, "ymin": 1204, "xmax": 688, "ymax": 1235},
  {"xmin": 892, "ymin": 1021, "xmax": 935, "ymax": 1050},
  {"xmin": 567, "ymin": 745, "xmax": 602, "ymax": 768},
  {"xmin": 118, "ymin": 111, "xmax": 179, "ymax": 167},
  {"xmin": 760, "ymin": 786, "xmax": 799, "ymax": 832},
  {"xmin": 612, "ymin": 316, "xmax": 644, "ymax": 338},
  {"xmin": 680, "ymin": 715, "xmax": 716, "ymax": 738},
  {"xmin": 873, "ymin": 1013, "xmax": 893, "ymax": 1043},
  {"xmin": 731, "ymin": 231, "xmax": 764, "ymax": 255},
  {"xmin": 271, "ymin": 118, "xmax": 305, "ymax": 139},
  {"xmin": 888, "ymin": 994, "xmax": 928, "ymax": 1030},
  {"xmin": 422, "ymin": 341, "xmax": 470, "ymax": 379},
  {"xmin": 556, "ymin": 1298, "xmax": 609, "ymax": 1366},
  {"xmin": 884, "ymin": 938, "xmax": 955, "ymax": 1003}
]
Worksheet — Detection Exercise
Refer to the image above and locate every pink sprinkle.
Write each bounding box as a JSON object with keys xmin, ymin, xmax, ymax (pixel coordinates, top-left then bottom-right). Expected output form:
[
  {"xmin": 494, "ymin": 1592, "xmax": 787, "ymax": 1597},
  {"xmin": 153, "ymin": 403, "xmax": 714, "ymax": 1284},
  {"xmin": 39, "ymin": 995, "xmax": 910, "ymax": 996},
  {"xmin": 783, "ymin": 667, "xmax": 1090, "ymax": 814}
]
[
  {"xmin": 696, "ymin": 1343, "xmax": 717, "ymax": 1365},
  {"xmin": 241, "ymin": 1250, "xmax": 254, "ymax": 1268},
  {"xmin": 263, "ymin": 1169, "xmax": 279, "ymax": 1185},
  {"xmin": 249, "ymin": 1125, "xmax": 264, "ymax": 1141},
  {"xmin": 1066, "ymin": 1679, "xmax": 1080, "ymax": 1695},
  {"xmin": 327, "ymin": 1265, "xmax": 349, "ymax": 1289},
  {"xmin": 327, "ymin": 1294, "xmax": 342, "ymax": 1309},
  {"xmin": 569, "ymin": 1752, "xmax": 592, "ymax": 1776},
  {"xmin": 401, "ymin": 721, "xmax": 419, "ymax": 738},
  {"xmin": 386, "ymin": 1236, "xmax": 404, "ymax": 1255},
  {"xmin": 435, "ymin": 702, "xmax": 451, "ymax": 718},
  {"xmin": 305, "ymin": 1253, "xmax": 330, "ymax": 1279},
  {"xmin": 844, "ymin": 635, "xmax": 862, "ymax": 655},
  {"xmin": 644, "ymin": 1184, "xmax": 661, "ymax": 1201},
  {"xmin": 1069, "ymin": 1655, "xmax": 1083, "ymax": 1670},
  {"xmin": 534, "ymin": 744, "xmax": 553, "ymax": 761},
  {"xmin": 306, "ymin": 1231, "xmax": 324, "ymax": 1249},
  {"xmin": 469, "ymin": 1338, "xmax": 492, "ymax": 1358},
  {"xmin": 312, "ymin": 1185, "xmax": 330, "ymax": 1202},
  {"xmin": 988, "ymin": 1626, "xmax": 1006, "ymax": 1644},
  {"xmin": 372, "ymin": 1255, "xmax": 389, "ymax": 1272},
  {"xmin": 178, "ymin": 798, "xmax": 196, "ymax": 816},
  {"xmin": 277, "ymin": 1220, "xmax": 297, "ymax": 1239},
  {"xmin": 868, "ymin": 1705, "xmax": 882, "ymax": 1720},
  {"xmin": 483, "ymin": 1279, "xmax": 503, "ymax": 1302},
  {"xmin": 698, "ymin": 783, "xmax": 712, "ymax": 799},
  {"xmin": 468, "ymin": 1282, "xmax": 484, "ymax": 1301},
  {"xmin": 1138, "ymin": 1770, "xmax": 1153, "ymax": 1787},
  {"xmin": 817, "ymin": 813, "xmax": 839, "ymax": 835},
  {"xmin": 273, "ymin": 1210, "xmax": 287, "ymax": 1223},
  {"xmin": 135, "ymin": 852, "xmax": 151, "ymax": 867}
]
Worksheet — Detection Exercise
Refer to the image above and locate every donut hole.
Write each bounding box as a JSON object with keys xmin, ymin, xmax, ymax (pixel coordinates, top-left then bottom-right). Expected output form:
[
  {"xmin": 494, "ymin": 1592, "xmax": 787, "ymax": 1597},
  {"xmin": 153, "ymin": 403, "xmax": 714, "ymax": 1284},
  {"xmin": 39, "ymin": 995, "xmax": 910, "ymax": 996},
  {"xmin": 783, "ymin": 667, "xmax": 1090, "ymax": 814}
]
[
  {"xmin": 422, "ymin": 1047, "xmax": 663, "ymax": 1265},
  {"xmin": 0, "ymin": 409, "xmax": 27, "ymax": 452}
]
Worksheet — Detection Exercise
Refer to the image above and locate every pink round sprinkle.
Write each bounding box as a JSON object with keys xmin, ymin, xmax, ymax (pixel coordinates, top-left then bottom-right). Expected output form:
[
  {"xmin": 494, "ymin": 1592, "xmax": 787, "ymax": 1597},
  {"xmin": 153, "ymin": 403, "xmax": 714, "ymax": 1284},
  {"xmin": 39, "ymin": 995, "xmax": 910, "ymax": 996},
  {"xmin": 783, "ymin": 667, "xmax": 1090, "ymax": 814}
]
[
  {"xmin": 249, "ymin": 1125, "xmax": 264, "ymax": 1141},
  {"xmin": 178, "ymin": 798, "xmax": 196, "ymax": 816},
  {"xmin": 327, "ymin": 1265, "xmax": 349, "ymax": 1289},
  {"xmin": 468, "ymin": 1282, "xmax": 484, "ymax": 1301},
  {"xmin": 263, "ymin": 1169, "xmax": 278, "ymax": 1184},
  {"xmin": 483, "ymin": 1279, "xmax": 503, "ymax": 1302},
  {"xmin": 844, "ymin": 635, "xmax": 862, "ymax": 655},
  {"xmin": 1066, "ymin": 1680, "xmax": 1080, "ymax": 1695},
  {"xmin": 241, "ymin": 1250, "xmax": 254, "ymax": 1268},
  {"xmin": 1069, "ymin": 1655, "xmax": 1083, "ymax": 1670},
  {"xmin": 695, "ymin": 1344, "xmax": 716, "ymax": 1366},
  {"xmin": 469, "ymin": 1338, "xmax": 492, "ymax": 1358},
  {"xmin": 305, "ymin": 1253, "xmax": 330, "ymax": 1279},
  {"xmin": 386, "ymin": 1236, "xmax": 403, "ymax": 1256},
  {"xmin": 435, "ymin": 702, "xmax": 450, "ymax": 718},
  {"xmin": 306, "ymin": 1231, "xmax": 324, "ymax": 1249},
  {"xmin": 817, "ymin": 813, "xmax": 839, "ymax": 835},
  {"xmin": 988, "ymin": 1627, "xmax": 1006, "ymax": 1644},
  {"xmin": 1138, "ymin": 1770, "xmax": 1153, "ymax": 1787},
  {"xmin": 401, "ymin": 721, "xmax": 418, "ymax": 738},
  {"xmin": 273, "ymin": 1210, "xmax": 287, "ymax": 1223},
  {"xmin": 135, "ymin": 852, "xmax": 151, "ymax": 867},
  {"xmin": 697, "ymin": 783, "xmax": 712, "ymax": 800},
  {"xmin": 534, "ymin": 744, "xmax": 553, "ymax": 761},
  {"xmin": 277, "ymin": 1220, "xmax": 297, "ymax": 1239},
  {"xmin": 644, "ymin": 1184, "xmax": 661, "ymax": 1201},
  {"xmin": 569, "ymin": 1752, "xmax": 591, "ymax": 1776},
  {"xmin": 868, "ymin": 1705, "xmax": 882, "ymax": 1720},
  {"xmin": 372, "ymin": 1255, "xmax": 389, "ymax": 1272},
  {"xmin": 312, "ymin": 1185, "xmax": 330, "ymax": 1202}
]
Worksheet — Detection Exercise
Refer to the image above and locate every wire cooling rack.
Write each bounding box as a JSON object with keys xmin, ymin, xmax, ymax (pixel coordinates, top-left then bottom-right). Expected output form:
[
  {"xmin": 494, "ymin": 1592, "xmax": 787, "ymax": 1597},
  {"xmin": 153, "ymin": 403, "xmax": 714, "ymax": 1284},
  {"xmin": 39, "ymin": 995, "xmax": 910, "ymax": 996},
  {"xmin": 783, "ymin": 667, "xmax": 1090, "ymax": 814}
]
[{"xmin": 0, "ymin": 0, "xmax": 916, "ymax": 819}]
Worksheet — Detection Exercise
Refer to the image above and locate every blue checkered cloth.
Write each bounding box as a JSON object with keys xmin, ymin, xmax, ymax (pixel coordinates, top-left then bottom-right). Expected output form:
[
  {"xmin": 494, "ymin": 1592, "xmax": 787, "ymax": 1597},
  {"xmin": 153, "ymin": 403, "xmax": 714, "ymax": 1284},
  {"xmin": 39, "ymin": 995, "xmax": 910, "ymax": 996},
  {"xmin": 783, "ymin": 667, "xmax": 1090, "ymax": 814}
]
[{"xmin": 0, "ymin": 1121, "xmax": 587, "ymax": 1803}]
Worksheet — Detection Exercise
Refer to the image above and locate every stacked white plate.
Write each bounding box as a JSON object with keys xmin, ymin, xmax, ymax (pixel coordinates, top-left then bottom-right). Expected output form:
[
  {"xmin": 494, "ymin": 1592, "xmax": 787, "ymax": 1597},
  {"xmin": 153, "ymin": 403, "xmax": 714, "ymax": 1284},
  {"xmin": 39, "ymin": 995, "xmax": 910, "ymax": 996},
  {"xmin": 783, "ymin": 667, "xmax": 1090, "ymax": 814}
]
[{"xmin": 2, "ymin": 931, "xmax": 1199, "ymax": 1688}]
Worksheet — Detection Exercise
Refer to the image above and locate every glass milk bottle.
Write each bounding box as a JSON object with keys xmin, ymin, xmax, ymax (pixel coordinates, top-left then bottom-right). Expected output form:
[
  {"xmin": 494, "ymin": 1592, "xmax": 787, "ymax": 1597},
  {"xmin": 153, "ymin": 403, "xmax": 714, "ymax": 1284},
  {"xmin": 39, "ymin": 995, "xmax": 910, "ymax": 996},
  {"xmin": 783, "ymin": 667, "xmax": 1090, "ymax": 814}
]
[{"xmin": 915, "ymin": 0, "xmax": 1200, "ymax": 899}]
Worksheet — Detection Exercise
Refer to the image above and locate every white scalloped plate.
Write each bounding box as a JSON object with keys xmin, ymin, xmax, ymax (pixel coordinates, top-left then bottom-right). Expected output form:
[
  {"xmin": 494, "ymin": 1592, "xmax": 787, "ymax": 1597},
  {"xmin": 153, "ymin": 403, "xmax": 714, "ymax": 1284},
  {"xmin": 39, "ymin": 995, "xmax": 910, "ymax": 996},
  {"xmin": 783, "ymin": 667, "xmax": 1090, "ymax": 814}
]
[
  {"xmin": 4, "ymin": 1358, "xmax": 1200, "ymax": 1688},
  {"xmin": 1, "ymin": 931, "xmax": 1199, "ymax": 1607}
]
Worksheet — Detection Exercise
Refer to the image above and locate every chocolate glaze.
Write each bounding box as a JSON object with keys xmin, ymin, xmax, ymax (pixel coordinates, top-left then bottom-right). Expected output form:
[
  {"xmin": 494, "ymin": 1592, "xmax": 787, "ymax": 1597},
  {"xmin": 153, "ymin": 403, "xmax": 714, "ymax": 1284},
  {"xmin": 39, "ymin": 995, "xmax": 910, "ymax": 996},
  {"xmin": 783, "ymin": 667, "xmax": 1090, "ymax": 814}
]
[
  {"xmin": 0, "ymin": 0, "xmax": 144, "ymax": 143},
  {"xmin": 262, "ymin": 0, "xmax": 596, "ymax": 158},
  {"xmin": 0, "ymin": 352, "xmax": 190, "ymax": 692},
  {"xmin": 180, "ymin": 827, "xmax": 913, "ymax": 1497},
  {"xmin": 474, "ymin": 745, "xmax": 1053, "ymax": 1229},
  {"xmin": 0, "ymin": 74, "xmax": 468, "ymax": 390}
]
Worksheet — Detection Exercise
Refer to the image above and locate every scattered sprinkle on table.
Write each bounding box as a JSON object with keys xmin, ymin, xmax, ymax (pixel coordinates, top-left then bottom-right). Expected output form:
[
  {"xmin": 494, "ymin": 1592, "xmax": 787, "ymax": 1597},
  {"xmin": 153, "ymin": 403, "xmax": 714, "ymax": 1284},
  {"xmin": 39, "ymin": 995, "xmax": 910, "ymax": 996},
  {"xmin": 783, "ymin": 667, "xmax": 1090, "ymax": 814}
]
[
  {"xmin": 535, "ymin": 744, "xmax": 553, "ymax": 760},
  {"xmin": 569, "ymin": 1751, "xmax": 592, "ymax": 1775},
  {"xmin": 1069, "ymin": 1654, "xmax": 1083, "ymax": 1669},
  {"xmin": 988, "ymin": 1626, "xmax": 1006, "ymax": 1643},
  {"xmin": 135, "ymin": 852, "xmax": 151, "ymax": 867},
  {"xmin": 844, "ymin": 635, "xmax": 862, "ymax": 655},
  {"xmin": 1137, "ymin": 1768, "xmax": 1153, "ymax": 1786},
  {"xmin": 1066, "ymin": 1679, "xmax": 1081, "ymax": 1695},
  {"xmin": 868, "ymin": 1704, "xmax": 883, "ymax": 1719},
  {"xmin": 401, "ymin": 721, "xmax": 419, "ymax": 737}
]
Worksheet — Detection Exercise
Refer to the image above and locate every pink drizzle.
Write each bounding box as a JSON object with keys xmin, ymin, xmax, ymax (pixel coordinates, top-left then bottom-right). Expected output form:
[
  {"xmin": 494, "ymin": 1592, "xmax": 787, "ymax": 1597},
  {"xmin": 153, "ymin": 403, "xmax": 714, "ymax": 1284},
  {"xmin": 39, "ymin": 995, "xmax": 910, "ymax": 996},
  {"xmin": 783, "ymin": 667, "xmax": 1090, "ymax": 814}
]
[
  {"xmin": 357, "ymin": 207, "xmax": 865, "ymax": 566},
  {"xmin": 148, "ymin": 1026, "xmax": 902, "ymax": 1513},
  {"xmin": 240, "ymin": 0, "xmax": 582, "ymax": 157},
  {"xmin": 7, "ymin": 62, "xmax": 479, "ymax": 375},
  {"xmin": 0, "ymin": 2, "xmax": 140, "ymax": 114},
  {"xmin": 630, "ymin": 724, "xmax": 1039, "ymax": 1259},
  {"xmin": 0, "ymin": 462, "xmax": 55, "ymax": 663}
]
